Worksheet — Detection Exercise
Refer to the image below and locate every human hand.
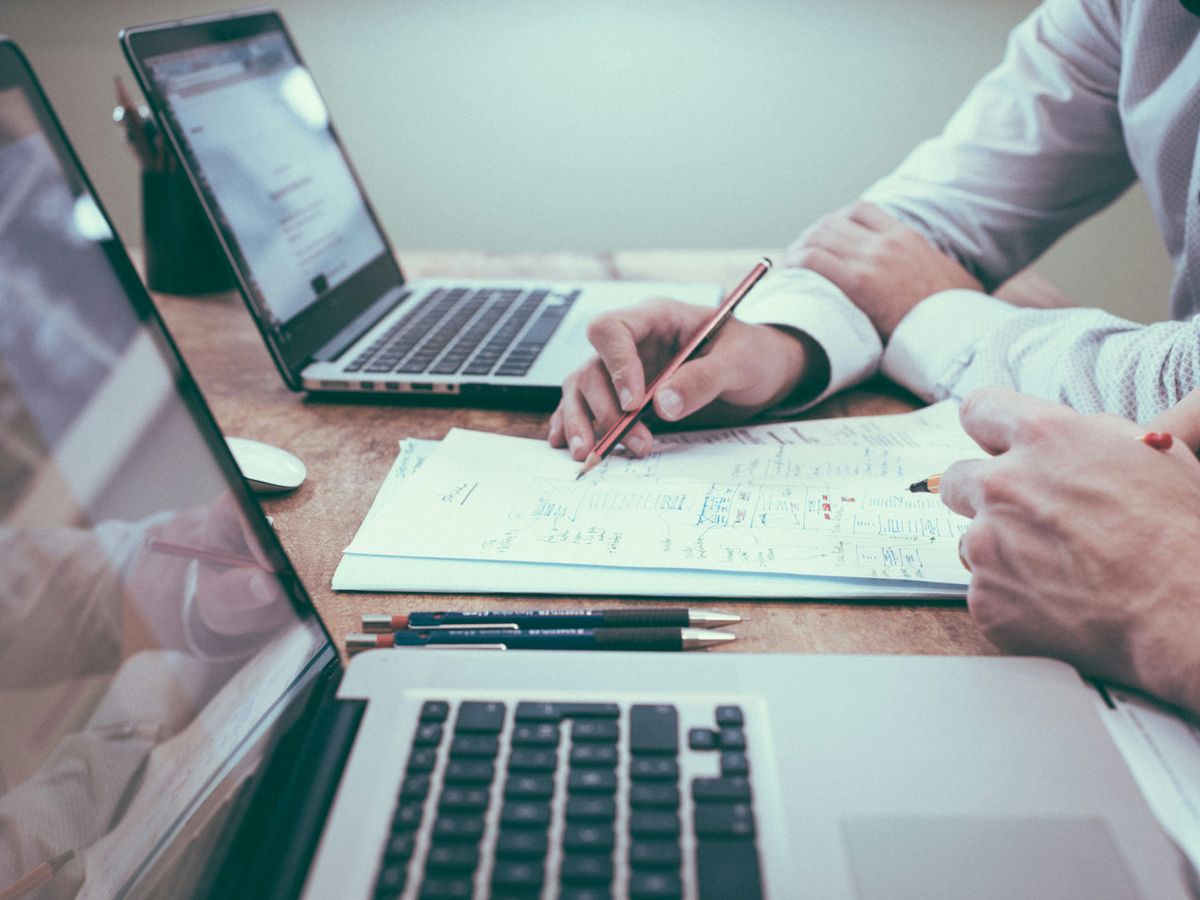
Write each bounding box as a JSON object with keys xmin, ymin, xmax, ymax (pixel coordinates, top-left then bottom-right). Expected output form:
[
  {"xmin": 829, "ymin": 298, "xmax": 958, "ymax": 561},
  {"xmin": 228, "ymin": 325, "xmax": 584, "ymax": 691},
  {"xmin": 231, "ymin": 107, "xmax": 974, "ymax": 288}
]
[
  {"xmin": 787, "ymin": 202, "xmax": 982, "ymax": 338},
  {"xmin": 939, "ymin": 387, "xmax": 1200, "ymax": 717},
  {"xmin": 549, "ymin": 298, "xmax": 827, "ymax": 460},
  {"xmin": 129, "ymin": 494, "xmax": 291, "ymax": 655}
]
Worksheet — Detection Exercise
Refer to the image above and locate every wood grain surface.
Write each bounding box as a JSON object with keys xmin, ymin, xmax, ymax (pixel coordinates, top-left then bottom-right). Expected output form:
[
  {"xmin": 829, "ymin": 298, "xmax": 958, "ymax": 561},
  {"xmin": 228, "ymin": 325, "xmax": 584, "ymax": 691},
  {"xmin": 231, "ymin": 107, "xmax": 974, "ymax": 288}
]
[{"xmin": 150, "ymin": 250, "xmax": 1002, "ymax": 660}]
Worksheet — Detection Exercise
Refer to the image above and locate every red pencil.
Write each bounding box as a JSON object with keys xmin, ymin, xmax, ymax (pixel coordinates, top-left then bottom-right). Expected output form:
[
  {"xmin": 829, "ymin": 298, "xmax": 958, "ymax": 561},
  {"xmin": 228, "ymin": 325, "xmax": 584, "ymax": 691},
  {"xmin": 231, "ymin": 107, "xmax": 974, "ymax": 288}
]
[
  {"xmin": 0, "ymin": 850, "xmax": 74, "ymax": 900},
  {"xmin": 145, "ymin": 538, "xmax": 272, "ymax": 572},
  {"xmin": 577, "ymin": 257, "xmax": 773, "ymax": 479}
]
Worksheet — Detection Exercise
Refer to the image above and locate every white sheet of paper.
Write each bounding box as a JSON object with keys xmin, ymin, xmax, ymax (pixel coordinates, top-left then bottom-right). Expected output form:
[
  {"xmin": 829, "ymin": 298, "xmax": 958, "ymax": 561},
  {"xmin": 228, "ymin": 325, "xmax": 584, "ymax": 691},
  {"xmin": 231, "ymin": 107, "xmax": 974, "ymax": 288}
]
[
  {"xmin": 1100, "ymin": 689, "xmax": 1200, "ymax": 875},
  {"xmin": 344, "ymin": 404, "xmax": 982, "ymax": 587}
]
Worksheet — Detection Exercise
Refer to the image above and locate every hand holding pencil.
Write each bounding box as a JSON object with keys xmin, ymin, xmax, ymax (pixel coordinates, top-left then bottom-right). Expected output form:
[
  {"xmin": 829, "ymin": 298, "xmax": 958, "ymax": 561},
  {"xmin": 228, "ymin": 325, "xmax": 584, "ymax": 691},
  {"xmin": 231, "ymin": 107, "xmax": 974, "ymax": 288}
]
[{"xmin": 550, "ymin": 258, "xmax": 828, "ymax": 466}]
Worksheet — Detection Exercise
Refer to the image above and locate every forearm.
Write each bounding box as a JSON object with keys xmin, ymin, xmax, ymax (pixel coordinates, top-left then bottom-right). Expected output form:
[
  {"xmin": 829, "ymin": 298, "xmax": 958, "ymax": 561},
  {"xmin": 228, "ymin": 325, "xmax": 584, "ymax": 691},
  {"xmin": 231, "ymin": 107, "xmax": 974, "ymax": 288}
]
[
  {"xmin": 883, "ymin": 291, "xmax": 1200, "ymax": 420},
  {"xmin": 735, "ymin": 268, "xmax": 882, "ymax": 415},
  {"xmin": 862, "ymin": 0, "xmax": 1131, "ymax": 290}
]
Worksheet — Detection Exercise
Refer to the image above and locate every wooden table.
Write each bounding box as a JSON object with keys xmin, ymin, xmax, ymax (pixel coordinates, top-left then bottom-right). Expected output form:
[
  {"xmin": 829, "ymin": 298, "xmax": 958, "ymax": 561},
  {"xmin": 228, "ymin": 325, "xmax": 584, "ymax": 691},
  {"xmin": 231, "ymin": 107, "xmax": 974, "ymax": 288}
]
[{"xmin": 151, "ymin": 250, "xmax": 998, "ymax": 658}]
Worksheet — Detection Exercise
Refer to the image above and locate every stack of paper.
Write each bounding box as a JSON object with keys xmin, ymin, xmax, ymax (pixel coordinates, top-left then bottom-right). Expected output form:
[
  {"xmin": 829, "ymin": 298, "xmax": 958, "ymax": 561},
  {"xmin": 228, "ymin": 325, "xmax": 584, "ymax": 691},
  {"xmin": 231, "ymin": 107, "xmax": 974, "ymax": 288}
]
[{"xmin": 334, "ymin": 402, "xmax": 986, "ymax": 599}]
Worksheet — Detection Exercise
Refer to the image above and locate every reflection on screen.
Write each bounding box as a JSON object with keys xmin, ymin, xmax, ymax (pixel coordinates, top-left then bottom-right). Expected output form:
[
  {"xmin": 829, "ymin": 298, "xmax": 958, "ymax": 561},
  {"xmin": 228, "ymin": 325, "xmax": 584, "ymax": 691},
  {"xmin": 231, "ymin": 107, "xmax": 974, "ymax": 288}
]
[
  {"xmin": 0, "ymin": 85, "xmax": 326, "ymax": 898},
  {"xmin": 143, "ymin": 31, "xmax": 387, "ymax": 330}
]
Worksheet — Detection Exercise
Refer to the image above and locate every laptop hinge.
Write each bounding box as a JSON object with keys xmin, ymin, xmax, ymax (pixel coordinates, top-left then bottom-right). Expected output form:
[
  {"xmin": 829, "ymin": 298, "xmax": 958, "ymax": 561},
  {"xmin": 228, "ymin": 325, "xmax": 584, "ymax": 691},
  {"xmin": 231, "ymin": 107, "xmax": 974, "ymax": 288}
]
[
  {"xmin": 202, "ymin": 659, "xmax": 365, "ymax": 900},
  {"xmin": 311, "ymin": 287, "xmax": 408, "ymax": 363}
]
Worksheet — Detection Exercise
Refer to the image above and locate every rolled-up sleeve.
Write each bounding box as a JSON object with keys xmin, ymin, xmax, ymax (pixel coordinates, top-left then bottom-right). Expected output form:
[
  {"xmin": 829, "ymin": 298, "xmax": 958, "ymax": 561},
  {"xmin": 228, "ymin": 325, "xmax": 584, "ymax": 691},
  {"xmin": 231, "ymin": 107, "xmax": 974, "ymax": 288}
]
[
  {"xmin": 884, "ymin": 288, "xmax": 1200, "ymax": 420},
  {"xmin": 862, "ymin": 0, "xmax": 1133, "ymax": 291}
]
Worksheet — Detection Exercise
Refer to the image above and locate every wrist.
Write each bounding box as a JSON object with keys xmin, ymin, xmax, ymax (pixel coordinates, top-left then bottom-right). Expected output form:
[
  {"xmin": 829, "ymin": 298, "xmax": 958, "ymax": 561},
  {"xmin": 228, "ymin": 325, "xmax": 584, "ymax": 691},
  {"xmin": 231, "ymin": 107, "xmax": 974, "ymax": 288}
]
[
  {"xmin": 1129, "ymin": 593, "xmax": 1200, "ymax": 718},
  {"xmin": 763, "ymin": 325, "xmax": 830, "ymax": 410}
]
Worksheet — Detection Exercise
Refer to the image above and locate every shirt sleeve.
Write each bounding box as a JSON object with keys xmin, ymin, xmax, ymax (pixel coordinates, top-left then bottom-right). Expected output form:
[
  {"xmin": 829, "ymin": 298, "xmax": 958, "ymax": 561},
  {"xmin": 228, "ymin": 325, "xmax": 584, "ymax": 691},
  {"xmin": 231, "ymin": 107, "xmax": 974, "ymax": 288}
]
[
  {"xmin": 734, "ymin": 267, "xmax": 883, "ymax": 414},
  {"xmin": 883, "ymin": 289, "xmax": 1200, "ymax": 421},
  {"xmin": 862, "ymin": 0, "xmax": 1132, "ymax": 291}
]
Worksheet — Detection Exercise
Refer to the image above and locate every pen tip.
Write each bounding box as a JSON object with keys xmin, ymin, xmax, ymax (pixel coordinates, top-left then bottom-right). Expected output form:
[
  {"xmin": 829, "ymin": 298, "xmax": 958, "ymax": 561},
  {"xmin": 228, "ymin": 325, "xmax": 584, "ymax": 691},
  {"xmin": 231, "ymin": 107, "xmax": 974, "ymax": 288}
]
[
  {"xmin": 576, "ymin": 452, "xmax": 600, "ymax": 480},
  {"xmin": 907, "ymin": 479, "xmax": 927, "ymax": 493}
]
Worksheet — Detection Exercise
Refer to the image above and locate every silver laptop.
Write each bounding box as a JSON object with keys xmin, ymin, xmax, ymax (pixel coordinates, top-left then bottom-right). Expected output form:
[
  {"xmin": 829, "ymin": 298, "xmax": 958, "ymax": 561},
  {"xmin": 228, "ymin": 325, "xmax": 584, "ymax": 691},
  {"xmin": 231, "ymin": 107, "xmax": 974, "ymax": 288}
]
[
  {"xmin": 119, "ymin": 9, "xmax": 718, "ymax": 403},
  {"xmin": 0, "ymin": 39, "xmax": 1190, "ymax": 900}
]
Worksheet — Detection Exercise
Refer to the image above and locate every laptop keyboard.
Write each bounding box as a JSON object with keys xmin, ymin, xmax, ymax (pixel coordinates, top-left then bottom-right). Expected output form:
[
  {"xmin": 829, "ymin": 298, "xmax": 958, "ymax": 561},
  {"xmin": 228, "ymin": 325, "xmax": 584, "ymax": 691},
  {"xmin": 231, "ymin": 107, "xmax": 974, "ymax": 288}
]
[
  {"xmin": 344, "ymin": 286, "xmax": 579, "ymax": 379},
  {"xmin": 372, "ymin": 700, "xmax": 763, "ymax": 899}
]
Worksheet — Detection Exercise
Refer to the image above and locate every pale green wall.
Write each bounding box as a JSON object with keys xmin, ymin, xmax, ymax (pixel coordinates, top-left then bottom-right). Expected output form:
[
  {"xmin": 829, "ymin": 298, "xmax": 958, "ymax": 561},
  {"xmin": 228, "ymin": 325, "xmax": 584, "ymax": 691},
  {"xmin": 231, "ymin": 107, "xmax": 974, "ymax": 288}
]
[{"xmin": 2, "ymin": 0, "xmax": 1175, "ymax": 323}]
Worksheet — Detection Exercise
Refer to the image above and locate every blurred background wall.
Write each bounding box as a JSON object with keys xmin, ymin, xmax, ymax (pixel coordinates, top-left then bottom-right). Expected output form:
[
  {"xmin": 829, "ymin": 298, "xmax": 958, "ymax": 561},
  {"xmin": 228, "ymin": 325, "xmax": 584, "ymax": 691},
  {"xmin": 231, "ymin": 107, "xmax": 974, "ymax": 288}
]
[{"xmin": 2, "ymin": 0, "xmax": 1174, "ymax": 323}]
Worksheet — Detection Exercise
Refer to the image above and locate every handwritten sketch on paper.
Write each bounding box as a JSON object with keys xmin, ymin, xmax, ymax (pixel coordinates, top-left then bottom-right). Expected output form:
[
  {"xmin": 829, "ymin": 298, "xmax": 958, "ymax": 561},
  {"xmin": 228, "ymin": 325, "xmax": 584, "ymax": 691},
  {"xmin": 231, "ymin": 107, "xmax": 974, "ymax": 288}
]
[{"xmin": 346, "ymin": 411, "xmax": 983, "ymax": 586}]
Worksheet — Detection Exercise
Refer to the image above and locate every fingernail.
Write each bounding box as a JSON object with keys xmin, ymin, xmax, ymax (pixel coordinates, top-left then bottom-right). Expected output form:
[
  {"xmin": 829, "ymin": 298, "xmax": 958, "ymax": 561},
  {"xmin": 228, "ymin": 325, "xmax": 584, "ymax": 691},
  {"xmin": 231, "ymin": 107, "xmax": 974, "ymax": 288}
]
[
  {"xmin": 657, "ymin": 389, "xmax": 683, "ymax": 420},
  {"xmin": 625, "ymin": 434, "xmax": 647, "ymax": 455},
  {"xmin": 569, "ymin": 435, "xmax": 585, "ymax": 452},
  {"xmin": 618, "ymin": 386, "xmax": 634, "ymax": 410}
]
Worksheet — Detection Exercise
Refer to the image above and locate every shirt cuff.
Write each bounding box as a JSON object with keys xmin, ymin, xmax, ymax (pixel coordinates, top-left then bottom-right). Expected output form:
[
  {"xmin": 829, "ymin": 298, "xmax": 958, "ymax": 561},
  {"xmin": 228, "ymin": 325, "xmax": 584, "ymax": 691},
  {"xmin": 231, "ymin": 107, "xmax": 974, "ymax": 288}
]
[
  {"xmin": 735, "ymin": 268, "xmax": 883, "ymax": 414},
  {"xmin": 882, "ymin": 289, "xmax": 1023, "ymax": 401}
]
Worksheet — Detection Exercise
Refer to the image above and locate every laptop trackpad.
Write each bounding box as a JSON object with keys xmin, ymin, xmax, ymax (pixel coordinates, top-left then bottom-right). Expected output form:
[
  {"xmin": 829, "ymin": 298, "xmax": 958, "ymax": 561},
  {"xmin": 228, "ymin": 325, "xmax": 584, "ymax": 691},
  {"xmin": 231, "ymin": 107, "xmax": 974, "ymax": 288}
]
[{"xmin": 843, "ymin": 816, "xmax": 1141, "ymax": 900}]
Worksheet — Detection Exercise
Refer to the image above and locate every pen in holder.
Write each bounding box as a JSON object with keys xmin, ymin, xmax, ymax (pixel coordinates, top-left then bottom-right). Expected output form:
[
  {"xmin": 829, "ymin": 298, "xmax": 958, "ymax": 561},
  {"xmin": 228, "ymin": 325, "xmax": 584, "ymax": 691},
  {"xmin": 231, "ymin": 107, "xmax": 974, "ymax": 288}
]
[{"xmin": 115, "ymin": 76, "xmax": 236, "ymax": 296}]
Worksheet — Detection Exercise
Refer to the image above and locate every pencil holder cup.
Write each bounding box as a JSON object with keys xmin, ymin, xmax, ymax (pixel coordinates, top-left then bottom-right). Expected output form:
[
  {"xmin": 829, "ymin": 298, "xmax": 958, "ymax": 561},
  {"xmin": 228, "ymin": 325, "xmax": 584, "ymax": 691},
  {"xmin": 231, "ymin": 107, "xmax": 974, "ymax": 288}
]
[{"xmin": 141, "ymin": 164, "xmax": 237, "ymax": 296}]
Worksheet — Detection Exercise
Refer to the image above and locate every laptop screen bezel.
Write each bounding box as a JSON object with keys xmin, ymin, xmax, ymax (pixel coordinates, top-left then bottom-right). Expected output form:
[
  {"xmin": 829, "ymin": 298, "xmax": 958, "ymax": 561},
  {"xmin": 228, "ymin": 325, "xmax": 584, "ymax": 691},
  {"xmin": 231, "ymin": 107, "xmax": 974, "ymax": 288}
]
[
  {"xmin": 0, "ymin": 34, "xmax": 345, "ymax": 893},
  {"xmin": 121, "ymin": 8, "xmax": 408, "ymax": 390}
]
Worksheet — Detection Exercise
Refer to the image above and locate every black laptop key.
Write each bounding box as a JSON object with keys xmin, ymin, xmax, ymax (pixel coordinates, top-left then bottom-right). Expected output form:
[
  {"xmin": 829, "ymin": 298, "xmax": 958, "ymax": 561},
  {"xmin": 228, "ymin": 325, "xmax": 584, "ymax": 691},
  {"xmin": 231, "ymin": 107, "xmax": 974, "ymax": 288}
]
[
  {"xmin": 560, "ymin": 888, "xmax": 613, "ymax": 900},
  {"xmin": 719, "ymin": 751, "xmax": 750, "ymax": 777},
  {"xmin": 630, "ymin": 758, "xmax": 678, "ymax": 781},
  {"xmin": 400, "ymin": 774, "xmax": 431, "ymax": 800},
  {"xmin": 629, "ymin": 783, "xmax": 680, "ymax": 809},
  {"xmin": 695, "ymin": 837, "xmax": 763, "ymax": 900},
  {"xmin": 629, "ymin": 705, "xmax": 679, "ymax": 755},
  {"xmin": 693, "ymin": 801, "xmax": 755, "ymax": 838},
  {"xmin": 455, "ymin": 701, "xmax": 506, "ymax": 733},
  {"xmin": 491, "ymin": 859, "xmax": 545, "ymax": 893},
  {"xmin": 688, "ymin": 728, "xmax": 718, "ymax": 751},
  {"xmin": 438, "ymin": 787, "xmax": 490, "ymax": 812},
  {"xmin": 629, "ymin": 871, "xmax": 683, "ymax": 899},
  {"xmin": 383, "ymin": 831, "xmax": 416, "ymax": 861},
  {"xmin": 406, "ymin": 747, "xmax": 437, "ymax": 773},
  {"xmin": 692, "ymin": 776, "xmax": 751, "ymax": 803},
  {"xmin": 432, "ymin": 814, "xmax": 486, "ymax": 842},
  {"xmin": 560, "ymin": 852, "xmax": 614, "ymax": 884},
  {"xmin": 629, "ymin": 810, "xmax": 681, "ymax": 838},
  {"xmin": 417, "ymin": 875, "xmax": 473, "ymax": 899},
  {"xmin": 515, "ymin": 702, "xmax": 619, "ymax": 722},
  {"xmin": 715, "ymin": 705, "xmax": 744, "ymax": 727},
  {"xmin": 375, "ymin": 863, "xmax": 406, "ymax": 896},
  {"xmin": 717, "ymin": 728, "xmax": 746, "ymax": 751},
  {"xmin": 562, "ymin": 824, "xmax": 615, "ymax": 852},
  {"xmin": 572, "ymin": 720, "xmax": 619, "ymax": 743},
  {"xmin": 413, "ymin": 723, "xmax": 444, "ymax": 746},
  {"xmin": 443, "ymin": 760, "xmax": 495, "ymax": 785},
  {"xmin": 392, "ymin": 802, "xmax": 424, "ymax": 831},
  {"xmin": 629, "ymin": 840, "xmax": 682, "ymax": 869},
  {"xmin": 495, "ymin": 829, "xmax": 549, "ymax": 859},
  {"xmin": 565, "ymin": 796, "xmax": 616, "ymax": 822},
  {"xmin": 501, "ymin": 801, "xmax": 552, "ymax": 829},
  {"xmin": 449, "ymin": 734, "xmax": 500, "ymax": 758},
  {"xmin": 570, "ymin": 744, "xmax": 618, "ymax": 767},
  {"xmin": 461, "ymin": 358, "xmax": 498, "ymax": 376},
  {"xmin": 507, "ymin": 748, "xmax": 558, "ymax": 772},
  {"xmin": 568, "ymin": 769, "xmax": 617, "ymax": 794},
  {"xmin": 505, "ymin": 774, "xmax": 555, "ymax": 800},
  {"xmin": 420, "ymin": 700, "xmax": 450, "ymax": 722},
  {"xmin": 511, "ymin": 723, "xmax": 560, "ymax": 747},
  {"xmin": 425, "ymin": 843, "xmax": 479, "ymax": 873}
]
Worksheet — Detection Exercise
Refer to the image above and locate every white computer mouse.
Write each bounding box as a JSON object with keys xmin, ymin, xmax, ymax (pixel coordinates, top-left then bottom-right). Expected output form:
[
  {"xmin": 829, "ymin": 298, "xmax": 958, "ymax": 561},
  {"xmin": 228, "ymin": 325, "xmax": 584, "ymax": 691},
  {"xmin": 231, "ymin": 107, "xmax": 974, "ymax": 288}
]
[{"xmin": 225, "ymin": 436, "xmax": 307, "ymax": 494}]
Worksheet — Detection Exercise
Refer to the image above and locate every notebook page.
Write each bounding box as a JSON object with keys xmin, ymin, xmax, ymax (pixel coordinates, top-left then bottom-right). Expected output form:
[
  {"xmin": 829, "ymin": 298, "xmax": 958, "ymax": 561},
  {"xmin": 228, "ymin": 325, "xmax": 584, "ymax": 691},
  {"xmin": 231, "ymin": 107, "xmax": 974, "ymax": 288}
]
[{"xmin": 345, "ymin": 424, "xmax": 981, "ymax": 585}]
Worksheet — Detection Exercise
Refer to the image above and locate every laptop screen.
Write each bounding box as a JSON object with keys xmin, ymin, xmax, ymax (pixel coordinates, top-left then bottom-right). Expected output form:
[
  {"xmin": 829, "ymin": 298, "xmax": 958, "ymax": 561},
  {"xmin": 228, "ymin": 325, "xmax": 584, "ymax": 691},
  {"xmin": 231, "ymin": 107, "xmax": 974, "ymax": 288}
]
[
  {"xmin": 127, "ymin": 13, "xmax": 403, "ymax": 382},
  {"xmin": 0, "ymin": 43, "xmax": 329, "ymax": 898}
]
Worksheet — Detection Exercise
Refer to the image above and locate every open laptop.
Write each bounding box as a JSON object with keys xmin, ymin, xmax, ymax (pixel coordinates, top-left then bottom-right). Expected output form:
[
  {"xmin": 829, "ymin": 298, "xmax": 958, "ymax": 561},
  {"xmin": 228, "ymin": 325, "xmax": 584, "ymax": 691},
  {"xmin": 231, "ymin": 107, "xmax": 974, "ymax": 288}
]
[
  {"xmin": 0, "ymin": 39, "xmax": 1192, "ymax": 900},
  {"xmin": 118, "ymin": 9, "xmax": 719, "ymax": 403}
]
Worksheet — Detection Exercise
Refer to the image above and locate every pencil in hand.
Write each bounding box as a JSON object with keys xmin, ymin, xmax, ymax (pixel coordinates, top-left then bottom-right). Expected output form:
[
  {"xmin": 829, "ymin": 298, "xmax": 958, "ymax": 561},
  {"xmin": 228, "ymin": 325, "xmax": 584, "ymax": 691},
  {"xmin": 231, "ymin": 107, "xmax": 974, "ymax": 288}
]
[
  {"xmin": 577, "ymin": 257, "xmax": 773, "ymax": 480},
  {"xmin": 908, "ymin": 474, "xmax": 941, "ymax": 494}
]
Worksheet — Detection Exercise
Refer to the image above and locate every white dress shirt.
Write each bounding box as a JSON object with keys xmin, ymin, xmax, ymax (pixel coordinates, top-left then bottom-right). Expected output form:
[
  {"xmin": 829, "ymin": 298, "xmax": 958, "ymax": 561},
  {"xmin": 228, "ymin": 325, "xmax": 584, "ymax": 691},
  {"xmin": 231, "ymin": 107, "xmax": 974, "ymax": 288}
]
[{"xmin": 737, "ymin": 0, "xmax": 1200, "ymax": 422}]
